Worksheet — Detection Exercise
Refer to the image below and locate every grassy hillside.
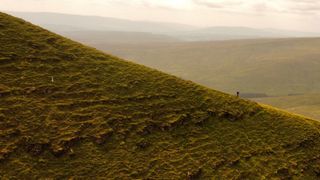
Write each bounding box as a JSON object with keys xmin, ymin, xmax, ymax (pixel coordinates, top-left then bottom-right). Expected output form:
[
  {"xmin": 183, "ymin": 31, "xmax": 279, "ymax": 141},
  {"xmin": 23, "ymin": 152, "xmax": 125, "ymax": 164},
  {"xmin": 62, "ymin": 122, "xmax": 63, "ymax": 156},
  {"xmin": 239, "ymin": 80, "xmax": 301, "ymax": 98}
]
[
  {"xmin": 1, "ymin": 12, "xmax": 320, "ymax": 179},
  {"xmin": 254, "ymin": 94, "xmax": 320, "ymax": 121},
  {"xmin": 89, "ymin": 38, "xmax": 320, "ymax": 95}
]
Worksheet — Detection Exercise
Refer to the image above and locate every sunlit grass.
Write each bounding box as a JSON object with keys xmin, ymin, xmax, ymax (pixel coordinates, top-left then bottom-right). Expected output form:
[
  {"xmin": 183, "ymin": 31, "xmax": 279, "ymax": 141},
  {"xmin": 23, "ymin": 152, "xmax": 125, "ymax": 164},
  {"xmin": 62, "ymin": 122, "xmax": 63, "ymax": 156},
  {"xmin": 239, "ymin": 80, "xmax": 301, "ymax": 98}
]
[{"xmin": 1, "ymin": 12, "xmax": 320, "ymax": 179}]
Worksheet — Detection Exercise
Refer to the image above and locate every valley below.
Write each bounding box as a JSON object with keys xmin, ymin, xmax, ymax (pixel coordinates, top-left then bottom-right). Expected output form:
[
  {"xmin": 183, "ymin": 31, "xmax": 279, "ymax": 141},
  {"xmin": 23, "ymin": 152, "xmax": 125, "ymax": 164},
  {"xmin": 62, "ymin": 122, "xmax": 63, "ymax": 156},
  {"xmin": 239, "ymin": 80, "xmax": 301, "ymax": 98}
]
[{"xmin": 253, "ymin": 93, "xmax": 320, "ymax": 121}]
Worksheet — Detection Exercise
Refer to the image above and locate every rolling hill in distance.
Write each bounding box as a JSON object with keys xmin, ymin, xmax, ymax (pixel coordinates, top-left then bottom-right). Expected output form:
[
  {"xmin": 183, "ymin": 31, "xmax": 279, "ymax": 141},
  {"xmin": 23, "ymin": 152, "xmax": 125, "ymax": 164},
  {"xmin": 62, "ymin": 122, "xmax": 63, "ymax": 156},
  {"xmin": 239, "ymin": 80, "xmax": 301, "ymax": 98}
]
[
  {"xmin": 9, "ymin": 12, "xmax": 320, "ymax": 42},
  {"xmin": 1, "ymin": 12, "xmax": 320, "ymax": 179},
  {"xmin": 8, "ymin": 12, "xmax": 197, "ymax": 33},
  {"xmin": 167, "ymin": 26, "xmax": 320, "ymax": 41},
  {"xmin": 60, "ymin": 31, "xmax": 181, "ymax": 44}
]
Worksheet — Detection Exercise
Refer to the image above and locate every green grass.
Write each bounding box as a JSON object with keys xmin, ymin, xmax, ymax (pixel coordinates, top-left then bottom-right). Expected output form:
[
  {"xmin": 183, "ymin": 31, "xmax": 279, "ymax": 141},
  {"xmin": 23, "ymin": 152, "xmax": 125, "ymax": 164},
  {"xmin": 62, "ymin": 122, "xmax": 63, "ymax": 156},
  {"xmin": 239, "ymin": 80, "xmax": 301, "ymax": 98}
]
[
  {"xmin": 91, "ymin": 38, "xmax": 320, "ymax": 95},
  {"xmin": 253, "ymin": 93, "xmax": 320, "ymax": 121},
  {"xmin": 1, "ymin": 12, "xmax": 320, "ymax": 179}
]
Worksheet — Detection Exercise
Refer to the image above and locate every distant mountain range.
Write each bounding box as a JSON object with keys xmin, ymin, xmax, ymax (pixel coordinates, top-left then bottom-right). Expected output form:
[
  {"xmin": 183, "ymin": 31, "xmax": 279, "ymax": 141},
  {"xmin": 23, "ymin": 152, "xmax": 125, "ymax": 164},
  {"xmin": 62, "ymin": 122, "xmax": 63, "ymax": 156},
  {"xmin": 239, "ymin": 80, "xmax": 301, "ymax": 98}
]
[
  {"xmin": 8, "ymin": 12, "xmax": 320, "ymax": 42},
  {"xmin": 168, "ymin": 26, "xmax": 320, "ymax": 41},
  {"xmin": 60, "ymin": 31, "xmax": 180, "ymax": 44},
  {"xmin": 8, "ymin": 12, "xmax": 197, "ymax": 33}
]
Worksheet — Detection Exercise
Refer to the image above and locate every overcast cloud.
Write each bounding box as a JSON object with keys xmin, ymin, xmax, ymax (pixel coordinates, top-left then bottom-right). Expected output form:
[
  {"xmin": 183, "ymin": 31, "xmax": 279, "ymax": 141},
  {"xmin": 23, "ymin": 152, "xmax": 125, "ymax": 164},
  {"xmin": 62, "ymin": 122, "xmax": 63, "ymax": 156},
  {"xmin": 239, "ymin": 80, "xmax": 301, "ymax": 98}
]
[{"xmin": 1, "ymin": 0, "xmax": 320, "ymax": 32}]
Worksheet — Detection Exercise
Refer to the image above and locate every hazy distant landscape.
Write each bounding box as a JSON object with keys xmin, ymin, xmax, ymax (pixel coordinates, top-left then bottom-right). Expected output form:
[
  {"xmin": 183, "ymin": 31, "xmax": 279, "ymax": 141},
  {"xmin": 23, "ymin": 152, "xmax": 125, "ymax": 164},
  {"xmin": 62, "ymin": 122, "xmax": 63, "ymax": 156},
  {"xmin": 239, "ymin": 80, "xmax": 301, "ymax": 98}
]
[
  {"xmin": 2, "ymin": 1, "xmax": 320, "ymax": 178},
  {"xmin": 10, "ymin": 12, "xmax": 320, "ymax": 41}
]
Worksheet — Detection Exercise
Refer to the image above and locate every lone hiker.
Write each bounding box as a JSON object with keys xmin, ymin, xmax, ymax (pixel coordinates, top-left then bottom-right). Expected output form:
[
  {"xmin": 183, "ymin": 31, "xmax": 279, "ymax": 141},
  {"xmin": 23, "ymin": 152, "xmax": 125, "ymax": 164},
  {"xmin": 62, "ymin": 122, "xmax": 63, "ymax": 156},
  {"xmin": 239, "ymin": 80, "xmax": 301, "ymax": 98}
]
[{"xmin": 237, "ymin": 91, "xmax": 240, "ymax": 97}]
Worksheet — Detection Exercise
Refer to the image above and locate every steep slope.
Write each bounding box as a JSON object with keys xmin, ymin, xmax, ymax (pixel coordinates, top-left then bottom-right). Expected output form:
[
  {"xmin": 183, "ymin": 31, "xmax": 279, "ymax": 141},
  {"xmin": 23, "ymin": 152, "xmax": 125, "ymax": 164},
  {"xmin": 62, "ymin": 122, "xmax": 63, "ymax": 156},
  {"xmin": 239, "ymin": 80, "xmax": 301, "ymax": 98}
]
[
  {"xmin": 1, "ymin": 12, "xmax": 320, "ymax": 179},
  {"xmin": 253, "ymin": 94, "xmax": 320, "ymax": 121},
  {"xmin": 91, "ymin": 38, "xmax": 320, "ymax": 95}
]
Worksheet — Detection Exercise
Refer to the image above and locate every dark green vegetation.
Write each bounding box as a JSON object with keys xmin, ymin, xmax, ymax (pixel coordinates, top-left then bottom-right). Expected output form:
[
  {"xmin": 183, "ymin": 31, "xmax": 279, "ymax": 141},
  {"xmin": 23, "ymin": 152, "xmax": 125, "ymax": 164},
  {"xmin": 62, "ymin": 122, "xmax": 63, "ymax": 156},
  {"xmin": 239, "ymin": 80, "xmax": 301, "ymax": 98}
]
[
  {"xmin": 1, "ymin": 12, "xmax": 320, "ymax": 179},
  {"xmin": 91, "ymin": 38, "xmax": 320, "ymax": 95},
  {"xmin": 254, "ymin": 94, "xmax": 320, "ymax": 121}
]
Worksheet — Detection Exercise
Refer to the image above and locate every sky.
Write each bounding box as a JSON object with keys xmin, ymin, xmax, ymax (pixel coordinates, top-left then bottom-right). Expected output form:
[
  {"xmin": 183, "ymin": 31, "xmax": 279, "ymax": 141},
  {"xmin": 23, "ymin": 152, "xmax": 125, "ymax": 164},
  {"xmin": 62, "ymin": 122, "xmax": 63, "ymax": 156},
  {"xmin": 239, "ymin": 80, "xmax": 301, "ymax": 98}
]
[{"xmin": 1, "ymin": 0, "xmax": 320, "ymax": 32}]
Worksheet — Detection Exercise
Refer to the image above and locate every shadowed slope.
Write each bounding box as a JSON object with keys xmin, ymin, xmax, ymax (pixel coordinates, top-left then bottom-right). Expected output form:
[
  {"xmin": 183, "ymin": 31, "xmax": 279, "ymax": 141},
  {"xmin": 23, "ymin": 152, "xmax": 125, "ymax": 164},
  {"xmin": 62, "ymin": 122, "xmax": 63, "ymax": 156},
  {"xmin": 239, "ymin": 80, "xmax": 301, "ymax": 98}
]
[{"xmin": 1, "ymin": 13, "xmax": 320, "ymax": 179}]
